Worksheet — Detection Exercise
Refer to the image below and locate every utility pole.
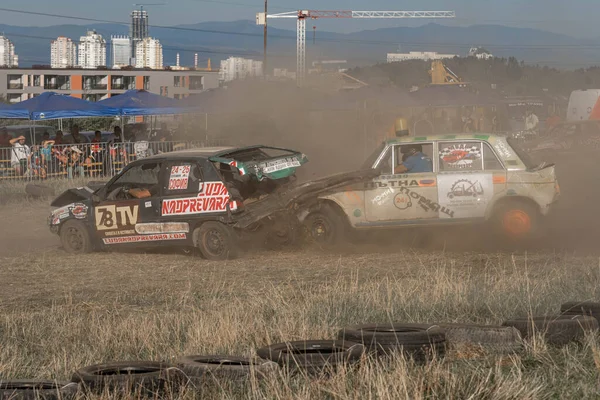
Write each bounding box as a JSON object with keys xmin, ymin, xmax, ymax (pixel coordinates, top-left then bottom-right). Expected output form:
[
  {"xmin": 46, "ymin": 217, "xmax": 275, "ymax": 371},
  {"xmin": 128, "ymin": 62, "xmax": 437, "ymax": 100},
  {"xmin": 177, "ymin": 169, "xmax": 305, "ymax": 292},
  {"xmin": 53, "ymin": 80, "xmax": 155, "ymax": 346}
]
[{"xmin": 263, "ymin": 0, "xmax": 267, "ymax": 79}]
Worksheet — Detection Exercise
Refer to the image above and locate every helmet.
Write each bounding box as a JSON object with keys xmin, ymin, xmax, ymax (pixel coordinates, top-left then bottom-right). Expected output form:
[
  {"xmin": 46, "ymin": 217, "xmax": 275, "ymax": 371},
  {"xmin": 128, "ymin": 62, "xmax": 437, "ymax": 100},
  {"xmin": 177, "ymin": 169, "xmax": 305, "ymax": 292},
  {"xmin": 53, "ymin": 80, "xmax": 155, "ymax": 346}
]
[{"xmin": 401, "ymin": 144, "xmax": 422, "ymax": 154}]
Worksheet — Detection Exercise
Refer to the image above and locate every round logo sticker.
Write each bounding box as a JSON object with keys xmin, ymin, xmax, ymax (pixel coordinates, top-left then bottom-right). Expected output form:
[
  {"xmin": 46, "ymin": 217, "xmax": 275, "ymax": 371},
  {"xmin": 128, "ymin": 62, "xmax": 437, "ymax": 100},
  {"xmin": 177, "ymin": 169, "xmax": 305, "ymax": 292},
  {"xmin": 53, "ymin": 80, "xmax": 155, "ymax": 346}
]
[{"xmin": 393, "ymin": 193, "xmax": 412, "ymax": 210}]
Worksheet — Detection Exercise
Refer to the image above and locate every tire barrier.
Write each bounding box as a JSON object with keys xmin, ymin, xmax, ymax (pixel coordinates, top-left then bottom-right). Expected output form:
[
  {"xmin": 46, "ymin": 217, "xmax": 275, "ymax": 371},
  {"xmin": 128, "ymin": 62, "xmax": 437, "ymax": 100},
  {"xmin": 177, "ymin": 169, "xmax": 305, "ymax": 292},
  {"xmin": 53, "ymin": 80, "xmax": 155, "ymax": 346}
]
[
  {"xmin": 71, "ymin": 361, "xmax": 176, "ymax": 395},
  {"xmin": 5, "ymin": 301, "xmax": 599, "ymax": 397},
  {"xmin": 174, "ymin": 355, "xmax": 279, "ymax": 382},
  {"xmin": 436, "ymin": 323, "xmax": 523, "ymax": 356},
  {"xmin": 0, "ymin": 380, "xmax": 78, "ymax": 400},
  {"xmin": 256, "ymin": 340, "xmax": 365, "ymax": 375},
  {"xmin": 336, "ymin": 323, "xmax": 446, "ymax": 362},
  {"xmin": 560, "ymin": 301, "xmax": 600, "ymax": 323},
  {"xmin": 502, "ymin": 315, "xmax": 598, "ymax": 346}
]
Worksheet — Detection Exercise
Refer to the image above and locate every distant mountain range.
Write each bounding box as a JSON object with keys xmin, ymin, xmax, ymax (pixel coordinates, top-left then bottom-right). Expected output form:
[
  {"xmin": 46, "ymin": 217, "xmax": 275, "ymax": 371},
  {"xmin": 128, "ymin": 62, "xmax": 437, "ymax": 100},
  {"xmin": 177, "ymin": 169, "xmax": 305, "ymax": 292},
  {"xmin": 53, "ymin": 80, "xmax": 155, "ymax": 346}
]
[{"xmin": 1, "ymin": 20, "xmax": 599, "ymax": 69}]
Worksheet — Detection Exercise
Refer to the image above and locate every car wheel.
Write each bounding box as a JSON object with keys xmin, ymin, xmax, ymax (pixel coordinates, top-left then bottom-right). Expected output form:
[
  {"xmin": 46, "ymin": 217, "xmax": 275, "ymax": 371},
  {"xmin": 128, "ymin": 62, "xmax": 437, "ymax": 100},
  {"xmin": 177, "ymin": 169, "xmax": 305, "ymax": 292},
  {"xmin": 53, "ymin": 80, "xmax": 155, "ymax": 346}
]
[
  {"xmin": 494, "ymin": 201, "xmax": 539, "ymax": 240},
  {"xmin": 304, "ymin": 206, "xmax": 345, "ymax": 246},
  {"xmin": 60, "ymin": 220, "xmax": 93, "ymax": 254},
  {"xmin": 195, "ymin": 222, "xmax": 239, "ymax": 260}
]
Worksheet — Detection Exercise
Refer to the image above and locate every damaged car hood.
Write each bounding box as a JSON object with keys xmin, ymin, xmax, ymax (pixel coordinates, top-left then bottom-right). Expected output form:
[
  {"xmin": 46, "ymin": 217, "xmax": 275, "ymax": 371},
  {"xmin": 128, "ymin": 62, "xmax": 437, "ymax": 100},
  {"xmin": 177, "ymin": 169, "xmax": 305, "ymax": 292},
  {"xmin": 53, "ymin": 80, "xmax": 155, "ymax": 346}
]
[
  {"xmin": 50, "ymin": 183, "xmax": 104, "ymax": 207},
  {"xmin": 232, "ymin": 168, "xmax": 380, "ymax": 229}
]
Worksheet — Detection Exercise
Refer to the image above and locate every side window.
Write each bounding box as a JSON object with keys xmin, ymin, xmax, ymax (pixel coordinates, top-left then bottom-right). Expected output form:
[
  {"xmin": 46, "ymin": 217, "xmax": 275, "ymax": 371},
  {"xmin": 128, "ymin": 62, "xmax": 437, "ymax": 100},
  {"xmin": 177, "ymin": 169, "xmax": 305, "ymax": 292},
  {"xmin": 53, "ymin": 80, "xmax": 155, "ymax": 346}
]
[
  {"xmin": 164, "ymin": 162, "xmax": 203, "ymax": 195},
  {"xmin": 111, "ymin": 162, "xmax": 161, "ymax": 187},
  {"xmin": 483, "ymin": 143, "xmax": 504, "ymax": 170},
  {"xmin": 438, "ymin": 141, "xmax": 483, "ymax": 172},
  {"xmin": 105, "ymin": 162, "xmax": 161, "ymax": 200},
  {"xmin": 375, "ymin": 146, "xmax": 392, "ymax": 174},
  {"xmin": 393, "ymin": 143, "xmax": 434, "ymax": 174}
]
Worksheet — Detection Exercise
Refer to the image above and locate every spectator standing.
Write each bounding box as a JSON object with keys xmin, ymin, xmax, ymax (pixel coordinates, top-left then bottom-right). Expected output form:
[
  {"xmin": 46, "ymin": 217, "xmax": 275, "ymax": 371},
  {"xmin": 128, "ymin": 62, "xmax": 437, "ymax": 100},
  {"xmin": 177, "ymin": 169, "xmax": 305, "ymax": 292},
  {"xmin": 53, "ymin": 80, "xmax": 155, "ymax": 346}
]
[
  {"xmin": 85, "ymin": 130, "xmax": 105, "ymax": 176},
  {"xmin": 9, "ymin": 135, "xmax": 31, "ymax": 176},
  {"xmin": 108, "ymin": 126, "xmax": 128, "ymax": 174},
  {"xmin": 40, "ymin": 132, "xmax": 55, "ymax": 175},
  {"xmin": 67, "ymin": 146, "xmax": 85, "ymax": 179}
]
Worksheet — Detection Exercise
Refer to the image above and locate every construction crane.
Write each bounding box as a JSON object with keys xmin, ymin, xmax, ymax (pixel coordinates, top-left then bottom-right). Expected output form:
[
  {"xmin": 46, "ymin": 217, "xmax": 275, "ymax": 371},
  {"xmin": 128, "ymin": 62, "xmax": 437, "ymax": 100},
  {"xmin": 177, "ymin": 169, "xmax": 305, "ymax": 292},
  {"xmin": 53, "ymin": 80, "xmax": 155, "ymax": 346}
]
[
  {"xmin": 429, "ymin": 60, "xmax": 467, "ymax": 86},
  {"xmin": 257, "ymin": 10, "xmax": 455, "ymax": 84},
  {"xmin": 132, "ymin": 3, "xmax": 166, "ymax": 12}
]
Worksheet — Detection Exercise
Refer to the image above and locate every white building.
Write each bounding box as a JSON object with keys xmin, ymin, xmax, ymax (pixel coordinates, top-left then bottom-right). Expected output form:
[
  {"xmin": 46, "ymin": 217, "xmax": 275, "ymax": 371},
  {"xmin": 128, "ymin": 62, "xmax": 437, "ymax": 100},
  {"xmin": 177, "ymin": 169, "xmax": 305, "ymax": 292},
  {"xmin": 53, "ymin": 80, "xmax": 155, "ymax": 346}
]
[
  {"xmin": 219, "ymin": 57, "xmax": 263, "ymax": 82},
  {"xmin": 387, "ymin": 51, "xmax": 457, "ymax": 63},
  {"xmin": 134, "ymin": 37, "xmax": 163, "ymax": 69},
  {"xmin": 0, "ymin": 36, "xmax": 18, "ymax": 67},
  {"xmin": 78, "ymin": 30, "xmax": 106, "ymax": 69},
  {"xmin": 468, "ymin": 47, "xmax": 493, "ymax": 60},
  {"xmin": 50, "ymin": 37, "xmax": 77, "ymax": 68},
  {"xmin": 111, "ymin": 35, "xmax": 132, "ymax": 68}
]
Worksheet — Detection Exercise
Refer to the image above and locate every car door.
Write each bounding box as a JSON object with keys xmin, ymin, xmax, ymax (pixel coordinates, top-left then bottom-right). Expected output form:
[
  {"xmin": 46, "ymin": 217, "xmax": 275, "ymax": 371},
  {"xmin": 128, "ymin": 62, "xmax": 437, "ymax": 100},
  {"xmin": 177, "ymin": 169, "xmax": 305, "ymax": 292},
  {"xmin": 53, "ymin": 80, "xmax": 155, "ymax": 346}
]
[
  {"xmin": 436, "ymin": 140, "xmax": 496, "ymax": 220},
  {"xmin": 159, "ymin": 159, "xmax": 230, "ymax": 220},
  {"xmin": 365, "ymin": 142, "xmax": 440, "ymax": 223},
  {"xmin": 93, "ymin": 160, "xmax": 166, "ymax": 246}
]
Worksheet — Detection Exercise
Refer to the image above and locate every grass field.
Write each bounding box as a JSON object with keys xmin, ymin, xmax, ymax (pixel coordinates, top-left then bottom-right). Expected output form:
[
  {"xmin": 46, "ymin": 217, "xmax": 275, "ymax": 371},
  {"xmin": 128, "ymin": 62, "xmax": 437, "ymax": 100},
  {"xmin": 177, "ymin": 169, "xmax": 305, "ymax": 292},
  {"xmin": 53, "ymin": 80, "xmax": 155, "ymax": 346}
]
[
  {"xmin": 1, "ymin": 238, "xmax": 600, "ymax": 398},
  {"xmin": 1, "ymin": 154, "xmax": 600, "ymax": 399}
]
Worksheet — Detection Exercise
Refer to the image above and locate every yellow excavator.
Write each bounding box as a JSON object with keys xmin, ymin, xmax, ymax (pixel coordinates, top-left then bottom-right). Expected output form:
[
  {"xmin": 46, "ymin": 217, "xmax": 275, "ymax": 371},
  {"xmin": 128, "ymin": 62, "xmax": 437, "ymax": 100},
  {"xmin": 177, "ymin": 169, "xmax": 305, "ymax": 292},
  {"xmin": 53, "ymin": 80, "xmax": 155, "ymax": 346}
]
[{"xmin": 429, "ymin": 60, "xmax": 467, "ymax": 86}]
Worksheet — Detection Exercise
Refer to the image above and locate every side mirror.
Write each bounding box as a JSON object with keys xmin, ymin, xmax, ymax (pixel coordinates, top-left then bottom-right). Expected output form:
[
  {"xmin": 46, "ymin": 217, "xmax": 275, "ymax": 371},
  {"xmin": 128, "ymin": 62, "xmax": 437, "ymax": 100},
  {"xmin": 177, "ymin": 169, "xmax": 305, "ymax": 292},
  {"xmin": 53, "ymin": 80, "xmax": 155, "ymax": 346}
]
[{"xmin": 91, "ymin": 194, "xmax": 101, "ymax": 203}]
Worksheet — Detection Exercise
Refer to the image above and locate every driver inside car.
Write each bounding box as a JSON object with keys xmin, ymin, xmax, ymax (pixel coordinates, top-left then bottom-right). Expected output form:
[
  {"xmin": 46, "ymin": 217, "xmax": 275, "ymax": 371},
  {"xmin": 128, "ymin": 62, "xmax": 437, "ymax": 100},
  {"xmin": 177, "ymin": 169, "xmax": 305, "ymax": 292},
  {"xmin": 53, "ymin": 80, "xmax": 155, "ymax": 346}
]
[{"xmin": 394, "ymin": 144, "xmax": 433, "ymax": 174}]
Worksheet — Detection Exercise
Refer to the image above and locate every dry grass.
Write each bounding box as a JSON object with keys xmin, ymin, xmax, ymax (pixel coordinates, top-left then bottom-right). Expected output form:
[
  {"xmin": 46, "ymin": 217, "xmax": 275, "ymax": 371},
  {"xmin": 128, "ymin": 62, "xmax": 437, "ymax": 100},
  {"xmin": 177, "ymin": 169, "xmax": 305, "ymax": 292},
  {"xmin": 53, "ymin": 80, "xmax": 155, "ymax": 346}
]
[{"xmin": 1, "ymin": 247, "xmax": 600, "ymax": 399}]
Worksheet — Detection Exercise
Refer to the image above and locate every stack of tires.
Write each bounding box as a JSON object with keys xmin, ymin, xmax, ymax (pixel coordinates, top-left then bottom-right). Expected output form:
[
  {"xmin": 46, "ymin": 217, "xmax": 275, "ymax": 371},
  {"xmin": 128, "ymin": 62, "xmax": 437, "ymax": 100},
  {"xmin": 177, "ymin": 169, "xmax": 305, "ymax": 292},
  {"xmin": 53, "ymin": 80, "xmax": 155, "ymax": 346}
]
[{"xmin": 2, "ymin": 301, "xmax": 599, "ymax": 397}]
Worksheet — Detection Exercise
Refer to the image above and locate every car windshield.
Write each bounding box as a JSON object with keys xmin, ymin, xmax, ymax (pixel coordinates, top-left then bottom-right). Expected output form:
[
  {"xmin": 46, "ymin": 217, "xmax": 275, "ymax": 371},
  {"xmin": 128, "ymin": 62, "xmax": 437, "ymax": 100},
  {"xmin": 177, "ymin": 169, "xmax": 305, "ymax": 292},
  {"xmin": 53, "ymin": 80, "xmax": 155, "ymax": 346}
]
[
  {"xmin": 506, "ymin": 137, "xmax": 539, "ymax": 170},
  {"xmin": 361, "ymin": 142, "xmax": 386, "ymax": 170}
]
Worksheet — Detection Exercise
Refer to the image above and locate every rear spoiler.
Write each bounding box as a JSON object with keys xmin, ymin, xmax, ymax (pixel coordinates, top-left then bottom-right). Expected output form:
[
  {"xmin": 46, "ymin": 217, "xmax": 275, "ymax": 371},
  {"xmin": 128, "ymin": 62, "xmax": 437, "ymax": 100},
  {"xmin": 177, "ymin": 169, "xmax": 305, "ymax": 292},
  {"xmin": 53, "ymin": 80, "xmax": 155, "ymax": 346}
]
[{"xmin": 209, "ymin": 146, "xmax": 308, "ymax": 181}]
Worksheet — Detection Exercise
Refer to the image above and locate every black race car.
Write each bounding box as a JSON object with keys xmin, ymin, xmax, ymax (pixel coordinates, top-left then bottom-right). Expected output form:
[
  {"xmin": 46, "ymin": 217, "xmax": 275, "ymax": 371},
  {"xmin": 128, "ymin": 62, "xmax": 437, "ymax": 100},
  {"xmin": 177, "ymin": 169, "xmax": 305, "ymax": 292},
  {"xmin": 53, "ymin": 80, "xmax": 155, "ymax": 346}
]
[{"xmin": 49, "ymin": 145, "xmax": 308, "ymax": 260}]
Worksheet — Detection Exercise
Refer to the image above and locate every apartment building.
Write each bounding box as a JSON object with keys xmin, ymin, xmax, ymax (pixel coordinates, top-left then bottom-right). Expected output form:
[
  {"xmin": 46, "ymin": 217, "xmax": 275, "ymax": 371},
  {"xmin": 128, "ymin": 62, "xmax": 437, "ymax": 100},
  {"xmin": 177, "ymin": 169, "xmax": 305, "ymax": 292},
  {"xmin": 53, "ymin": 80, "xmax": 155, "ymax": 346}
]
[
  {"xmin": 51, "ymin": 37, "xmax": 77, "ymax": 68},
  {"xmin": 0, "ymin": 67, "xmax": 219, "ymax": 103},
  {"xmin": 111, "ymin": 36, "xmax": 132, "ymax": 68},
  {"xmin": 78, "ymin": 30, "xmax": 107, "ymax": 69},
  {"xmin": 134, "ymin": 38, "xmax": 163, "ymax": 69},
  {"xmin": 219, "ymin": 57, "xmax": 263, "ymax": 82},
  {"xmin": 0, "ymin": 36, "xmax": 18, "ymax": 67}
]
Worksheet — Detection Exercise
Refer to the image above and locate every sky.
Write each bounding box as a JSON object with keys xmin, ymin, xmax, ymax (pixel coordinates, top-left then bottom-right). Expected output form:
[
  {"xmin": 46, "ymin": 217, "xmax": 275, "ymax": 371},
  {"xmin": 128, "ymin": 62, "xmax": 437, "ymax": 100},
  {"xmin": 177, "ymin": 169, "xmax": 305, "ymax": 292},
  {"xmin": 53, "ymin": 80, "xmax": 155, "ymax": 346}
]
[{"xmin": 0, "ymin": 0, "xmax": 598, "ymax": 38}]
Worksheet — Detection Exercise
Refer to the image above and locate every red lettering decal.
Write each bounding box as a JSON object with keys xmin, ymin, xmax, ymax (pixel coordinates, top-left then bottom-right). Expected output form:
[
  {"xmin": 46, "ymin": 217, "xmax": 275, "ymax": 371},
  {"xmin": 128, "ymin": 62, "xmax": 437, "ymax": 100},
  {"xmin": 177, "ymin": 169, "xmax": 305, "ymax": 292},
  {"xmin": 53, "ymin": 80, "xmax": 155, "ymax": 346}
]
[
  {"xmin": 214, "ymin": 197, "xmax": 223, "ymax": 211},
  {"xmin": 189, "ymin": 198, "xmax": 197, "ymax": 213}
]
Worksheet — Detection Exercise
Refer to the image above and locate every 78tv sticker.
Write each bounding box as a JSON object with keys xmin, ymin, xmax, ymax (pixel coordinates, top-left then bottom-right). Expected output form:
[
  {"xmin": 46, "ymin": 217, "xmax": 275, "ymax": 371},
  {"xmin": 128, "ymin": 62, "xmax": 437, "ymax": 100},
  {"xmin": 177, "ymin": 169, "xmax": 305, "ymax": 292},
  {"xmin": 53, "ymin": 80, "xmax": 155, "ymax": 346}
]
[{"xmin": 95, "ymin": 204, "xmax": 139, "ymax": 231}]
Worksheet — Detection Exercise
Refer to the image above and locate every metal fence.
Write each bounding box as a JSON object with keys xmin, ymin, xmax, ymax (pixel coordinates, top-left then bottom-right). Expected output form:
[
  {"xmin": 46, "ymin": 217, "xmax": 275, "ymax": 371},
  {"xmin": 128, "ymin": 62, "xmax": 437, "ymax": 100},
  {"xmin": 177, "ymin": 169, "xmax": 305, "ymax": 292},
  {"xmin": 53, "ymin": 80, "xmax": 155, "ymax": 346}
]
[{"xmin": 0, "ymin": 140, "xmax": 228, "ymax": 180}]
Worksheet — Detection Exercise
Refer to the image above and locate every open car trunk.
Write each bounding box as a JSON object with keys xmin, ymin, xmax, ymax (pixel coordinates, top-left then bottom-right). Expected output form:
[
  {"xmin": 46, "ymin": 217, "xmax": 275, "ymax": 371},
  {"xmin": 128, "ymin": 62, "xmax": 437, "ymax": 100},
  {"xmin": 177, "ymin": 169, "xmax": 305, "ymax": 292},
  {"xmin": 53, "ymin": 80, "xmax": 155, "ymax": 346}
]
[{"xmin": 210, "ymin": 145, "xmax": 309, "ymax": 201}]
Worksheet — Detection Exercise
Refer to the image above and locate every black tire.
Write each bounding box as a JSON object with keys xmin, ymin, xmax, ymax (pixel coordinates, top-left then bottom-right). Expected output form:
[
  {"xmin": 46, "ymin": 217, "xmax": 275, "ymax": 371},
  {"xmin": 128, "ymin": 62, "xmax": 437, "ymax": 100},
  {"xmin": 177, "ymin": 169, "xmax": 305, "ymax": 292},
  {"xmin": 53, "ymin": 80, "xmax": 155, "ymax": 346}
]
[
  {"xmin": 0, "ymin": 380, "xmax": 78, "ymax": 400},
  {"xmin": 561, "ymin": 301, "xmax": 600, "ymax": 323},
  {"xmin": 493, "ymin": 200, "xmax": 540, "ymax": 241},
  {"xmin": 303, "ymin": 205, "xmax": 347, "ymax": 246},
  {"xmin": 256, "ymin": 340, "xmax": 364, "ymax": 374},
  {"xmin": 71, "ymin": 361, "xmax": 176, "ymax": 394},
  {"xmin": 195, "ymin": 222, "xmax": 239, "ymax": 261},
  {"xmin": 175, "ymin": 355, "xmax": 278, "ymax": 382},
  {"xmin": 502, "ymin": 315, "xmax": 598, "ymax": 346},
  {"xmin": 60, "ymin": 220, "xmax": 93, "ymax": 254},
  {"xmin": 25, "ymin": 183, "xmax": 54, "ymax": 198},
  {"xmin": 337, "ymin": 323, "xmax": 446, "ymax": 362},
  {"xmin": 436, "ymin": 323, "xmax": 523, "ymax": 355},
  {"xmin": 264, "ymin": 213, "xmax": 301, "ymax": 250}
]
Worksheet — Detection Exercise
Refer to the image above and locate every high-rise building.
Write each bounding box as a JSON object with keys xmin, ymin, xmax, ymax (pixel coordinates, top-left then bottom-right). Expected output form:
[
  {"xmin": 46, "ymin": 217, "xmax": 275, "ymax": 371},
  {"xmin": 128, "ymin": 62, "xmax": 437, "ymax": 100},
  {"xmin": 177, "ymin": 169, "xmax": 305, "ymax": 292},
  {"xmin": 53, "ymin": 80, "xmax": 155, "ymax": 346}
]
[
  {"xmin": 50, "ymin": 37, "xmax": 77, "ymax": 68},
  {"xmin": 134, "ymin": 38, "xmax": 163, "ymax": 69},
  {"xmin": 111, "ymin": 36, "xmax": 132, "ymax": 68},
  {"xmin": 130, "ymin": 9, "xmax": 149, "ymax": 58},
  {"xmin": 219, "ymin": 57, "xmax": 263, "ymax": 82},
  {"xmin": 0, "ymin": 36, "xmax": 18, "ymax": 67},
  {"xmin": 78, "ymin": 30, "xmax": 106, "ymax": 69}
]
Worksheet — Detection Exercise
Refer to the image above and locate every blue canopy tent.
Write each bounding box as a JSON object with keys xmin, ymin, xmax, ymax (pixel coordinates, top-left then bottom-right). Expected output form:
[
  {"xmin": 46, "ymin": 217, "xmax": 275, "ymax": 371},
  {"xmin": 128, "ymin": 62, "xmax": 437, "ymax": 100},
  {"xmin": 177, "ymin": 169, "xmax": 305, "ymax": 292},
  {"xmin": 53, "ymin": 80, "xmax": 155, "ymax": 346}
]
[
  {"xmin": 5, "ymin": 92, "xmax": 120, "ymax": 120},
  {"xmin": 0, "ymin": 102, "xmax": 30, "ymax": 119},
  {"xmin": 97, "ymin": 89, "xmax": 195, "ymax": 116}
]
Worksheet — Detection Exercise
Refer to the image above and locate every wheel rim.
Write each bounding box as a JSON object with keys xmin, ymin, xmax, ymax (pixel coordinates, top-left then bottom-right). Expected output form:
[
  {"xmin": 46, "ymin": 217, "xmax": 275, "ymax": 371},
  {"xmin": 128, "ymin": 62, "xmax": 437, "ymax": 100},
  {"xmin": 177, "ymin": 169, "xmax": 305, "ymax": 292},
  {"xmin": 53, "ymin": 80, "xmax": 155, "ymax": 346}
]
[
  {"xmin": 310, "ymin": 217, "xmax": 332, "ymax": 242},
  {"xmin": 502, "ymin": 210, "xmax": 532, "ymax": 237},
  {"xmin": 203, "ymin": 229, "xmax": 226, "ymax": 257},
  {"xmin": 65, "ymin": 226, "xmax": 85, "ymax": 251}
]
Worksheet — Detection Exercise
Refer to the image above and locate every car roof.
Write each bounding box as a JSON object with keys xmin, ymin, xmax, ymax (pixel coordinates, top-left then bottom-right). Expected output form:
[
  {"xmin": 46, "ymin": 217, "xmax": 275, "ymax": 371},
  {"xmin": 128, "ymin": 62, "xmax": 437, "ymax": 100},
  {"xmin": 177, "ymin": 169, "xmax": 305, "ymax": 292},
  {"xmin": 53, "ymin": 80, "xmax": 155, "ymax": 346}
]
[
  {"xmin": 142, "ymin": 146, "xmax": 236, "ymax": 161},
  {"xmin": 384, "ymin": 133, "xmax": 500, "ymax": 144}
]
